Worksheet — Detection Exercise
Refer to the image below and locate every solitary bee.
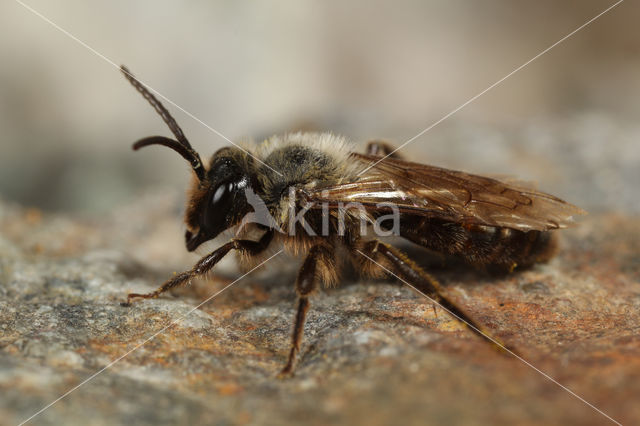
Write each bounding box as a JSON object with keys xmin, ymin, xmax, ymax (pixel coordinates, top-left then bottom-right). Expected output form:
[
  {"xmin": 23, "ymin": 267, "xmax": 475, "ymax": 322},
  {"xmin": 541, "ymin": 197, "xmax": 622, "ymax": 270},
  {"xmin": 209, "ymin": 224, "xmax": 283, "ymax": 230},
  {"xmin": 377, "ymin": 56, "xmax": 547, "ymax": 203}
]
[{"xmin": 120, "ymin": 66, "xmax": 584, "ymax": 376}]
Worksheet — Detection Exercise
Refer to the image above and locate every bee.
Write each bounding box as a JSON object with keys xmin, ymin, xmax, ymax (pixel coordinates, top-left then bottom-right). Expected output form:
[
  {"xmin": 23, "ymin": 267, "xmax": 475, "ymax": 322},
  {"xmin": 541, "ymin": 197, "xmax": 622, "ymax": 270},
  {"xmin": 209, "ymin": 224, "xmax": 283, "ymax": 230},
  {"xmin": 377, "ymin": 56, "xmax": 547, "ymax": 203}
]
[{"xmin": 120, "ymin": 66, "xmax": 585, "ymax": 376}]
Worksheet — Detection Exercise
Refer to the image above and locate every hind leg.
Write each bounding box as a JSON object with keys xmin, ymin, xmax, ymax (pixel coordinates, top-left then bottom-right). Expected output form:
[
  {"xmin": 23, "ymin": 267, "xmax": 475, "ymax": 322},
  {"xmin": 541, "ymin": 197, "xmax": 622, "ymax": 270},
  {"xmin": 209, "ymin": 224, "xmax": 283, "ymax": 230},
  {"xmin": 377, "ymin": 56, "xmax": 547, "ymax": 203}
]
[
  {"xmin": 365, "ymin": 140, "xmax": 404, "ymax": 159},
  {"xmin": 353, "ymin": 239, "xmax": 514, "ymax": 354}
]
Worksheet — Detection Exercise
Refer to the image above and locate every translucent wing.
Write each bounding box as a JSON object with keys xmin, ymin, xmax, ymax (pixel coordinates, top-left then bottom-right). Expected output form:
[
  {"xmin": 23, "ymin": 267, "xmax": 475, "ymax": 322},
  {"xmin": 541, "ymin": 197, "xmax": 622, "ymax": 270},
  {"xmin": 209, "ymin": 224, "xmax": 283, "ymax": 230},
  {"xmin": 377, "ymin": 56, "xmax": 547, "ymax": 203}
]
[{"xmin": 306, "ymin": 153, "xmax": 585, "ymax": 231}]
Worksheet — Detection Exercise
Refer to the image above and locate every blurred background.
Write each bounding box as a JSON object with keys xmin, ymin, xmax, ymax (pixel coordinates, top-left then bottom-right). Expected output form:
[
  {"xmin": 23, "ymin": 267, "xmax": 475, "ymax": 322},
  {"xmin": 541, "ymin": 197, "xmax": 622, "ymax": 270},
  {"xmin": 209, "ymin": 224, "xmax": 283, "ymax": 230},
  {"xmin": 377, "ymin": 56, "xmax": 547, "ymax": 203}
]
[{"xmin": 0, "ymin": 0, "xmax": 638, "ymax": 214}]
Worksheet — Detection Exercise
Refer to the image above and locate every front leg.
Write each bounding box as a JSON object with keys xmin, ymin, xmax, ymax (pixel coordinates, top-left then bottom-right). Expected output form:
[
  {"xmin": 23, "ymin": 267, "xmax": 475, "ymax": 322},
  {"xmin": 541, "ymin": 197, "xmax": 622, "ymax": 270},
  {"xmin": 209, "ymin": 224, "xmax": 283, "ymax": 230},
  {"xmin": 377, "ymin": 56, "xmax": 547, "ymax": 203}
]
[
  {"xmin": 122, "ymin": 231, "xmax": 273, "ymax": 306},
  {"xmin": 278, "ymin": 244, "xmax": 334, "ymax": 377}
]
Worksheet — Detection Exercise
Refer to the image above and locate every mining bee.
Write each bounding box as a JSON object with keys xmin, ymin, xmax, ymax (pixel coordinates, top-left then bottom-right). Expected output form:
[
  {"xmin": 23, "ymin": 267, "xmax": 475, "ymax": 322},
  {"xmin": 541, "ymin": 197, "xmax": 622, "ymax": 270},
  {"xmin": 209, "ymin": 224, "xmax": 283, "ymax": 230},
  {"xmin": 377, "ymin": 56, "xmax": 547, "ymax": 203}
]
[{"xmin": 120, "ymin": 66, "xmax": 585, "ymax": 376}]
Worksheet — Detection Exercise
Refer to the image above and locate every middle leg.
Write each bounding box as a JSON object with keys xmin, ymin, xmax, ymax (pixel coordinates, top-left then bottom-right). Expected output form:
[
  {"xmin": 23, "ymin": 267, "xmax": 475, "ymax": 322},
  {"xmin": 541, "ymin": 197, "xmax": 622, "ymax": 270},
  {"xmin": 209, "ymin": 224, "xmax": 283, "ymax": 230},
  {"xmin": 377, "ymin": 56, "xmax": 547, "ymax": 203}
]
[{"xmin": 279, "ymin": 244, "xmax": 335, "ymax": 377}]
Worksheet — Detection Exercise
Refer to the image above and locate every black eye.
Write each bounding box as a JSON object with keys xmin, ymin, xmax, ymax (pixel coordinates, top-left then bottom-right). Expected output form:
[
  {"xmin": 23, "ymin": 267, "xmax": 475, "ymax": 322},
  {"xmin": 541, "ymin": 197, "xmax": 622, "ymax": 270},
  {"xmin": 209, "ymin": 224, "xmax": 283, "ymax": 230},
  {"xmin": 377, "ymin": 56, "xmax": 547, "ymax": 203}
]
[
  {"xmin": 211, "ymin": 182, "xmax": 235, "ymax": 206},
  {"xmin": 203, "ymin": 182, "xmax": 234, "ymax": 230},
  {"xmin": 211, "ymin": 184, "xmax": 227, "ymax": 205}
]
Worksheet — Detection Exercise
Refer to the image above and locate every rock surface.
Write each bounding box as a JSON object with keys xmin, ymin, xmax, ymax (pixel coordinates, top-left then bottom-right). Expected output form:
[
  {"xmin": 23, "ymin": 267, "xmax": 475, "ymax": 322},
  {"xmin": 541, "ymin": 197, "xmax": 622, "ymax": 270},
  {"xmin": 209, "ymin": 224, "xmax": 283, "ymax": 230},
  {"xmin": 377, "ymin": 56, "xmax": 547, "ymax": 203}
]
[{"xmin": 0, "ymin": 194, "xmax": 639, "ymax": 426}]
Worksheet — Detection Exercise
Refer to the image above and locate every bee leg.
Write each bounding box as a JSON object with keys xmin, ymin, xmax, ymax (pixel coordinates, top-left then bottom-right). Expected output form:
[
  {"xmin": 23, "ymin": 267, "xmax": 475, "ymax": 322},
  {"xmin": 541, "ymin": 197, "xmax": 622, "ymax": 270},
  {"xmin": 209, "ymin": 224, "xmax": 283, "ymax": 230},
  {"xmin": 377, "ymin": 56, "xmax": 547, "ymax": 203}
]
[
  {"xmin": 122, "ymin": 232, "xmax": 273, "ymax": 306},
  {"xmin": 356, "ymin": 240, "xmax": 514, "ymax": 354},
  {"xmin": 365, "ymin": 140, "xmax": 404, "ymax": 159},
  {"xmin": 278, "ymin": 245, "xmax": 331, "ymax": 378}
]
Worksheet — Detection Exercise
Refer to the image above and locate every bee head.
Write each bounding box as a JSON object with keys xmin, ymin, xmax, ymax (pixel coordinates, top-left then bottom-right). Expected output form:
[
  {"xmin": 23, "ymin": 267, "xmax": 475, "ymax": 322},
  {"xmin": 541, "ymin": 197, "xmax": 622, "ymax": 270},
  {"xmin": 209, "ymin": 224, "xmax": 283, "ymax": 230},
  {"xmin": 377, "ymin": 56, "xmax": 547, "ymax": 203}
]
[
  {"xmin": 184, "ymin": 148, "xmax": 255, "ymax": 251},
  {"xmin": 121, "ymin": 66, "xmax": 256, "ymax": 251}
]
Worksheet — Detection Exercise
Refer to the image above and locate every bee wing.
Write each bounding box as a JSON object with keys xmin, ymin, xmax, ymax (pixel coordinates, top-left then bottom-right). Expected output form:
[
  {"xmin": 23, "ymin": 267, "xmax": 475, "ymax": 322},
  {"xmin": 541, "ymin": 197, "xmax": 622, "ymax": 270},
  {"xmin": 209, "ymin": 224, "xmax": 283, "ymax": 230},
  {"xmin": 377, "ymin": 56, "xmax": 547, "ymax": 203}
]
[{"xmin": 306, "ymin": 153, "xmax": 585, "ymax": 232}]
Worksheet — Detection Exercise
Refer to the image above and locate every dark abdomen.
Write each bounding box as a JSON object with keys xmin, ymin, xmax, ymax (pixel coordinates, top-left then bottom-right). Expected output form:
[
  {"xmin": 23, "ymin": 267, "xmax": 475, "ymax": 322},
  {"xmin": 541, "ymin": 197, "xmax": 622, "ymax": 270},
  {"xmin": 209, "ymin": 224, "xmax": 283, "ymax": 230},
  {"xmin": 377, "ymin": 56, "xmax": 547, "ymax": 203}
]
[{"xmin": 398, "ymin": 216, "xmax": 557, "ymax": 271}]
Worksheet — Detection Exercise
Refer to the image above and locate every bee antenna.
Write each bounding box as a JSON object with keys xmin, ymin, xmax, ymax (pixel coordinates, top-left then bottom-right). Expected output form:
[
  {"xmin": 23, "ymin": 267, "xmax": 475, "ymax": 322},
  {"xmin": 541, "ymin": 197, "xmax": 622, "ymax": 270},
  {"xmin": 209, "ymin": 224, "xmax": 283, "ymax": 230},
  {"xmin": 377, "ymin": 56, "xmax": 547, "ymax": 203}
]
[
  {"xmin": 121, "ymin": 65, "xmax": 205, "ymax": 181},
  {"xmin": 132, "ymin": 136, "xmax": 205, "ymax": 180}
]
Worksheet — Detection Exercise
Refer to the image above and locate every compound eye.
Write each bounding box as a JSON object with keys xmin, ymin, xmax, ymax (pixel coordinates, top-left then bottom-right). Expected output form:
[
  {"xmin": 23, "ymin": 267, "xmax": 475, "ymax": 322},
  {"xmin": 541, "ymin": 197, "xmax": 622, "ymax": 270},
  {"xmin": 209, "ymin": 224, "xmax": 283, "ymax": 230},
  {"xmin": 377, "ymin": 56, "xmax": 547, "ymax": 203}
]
[
  {"xmin": 211, "ymin": 182, "xmax": 234, "ymax": 206},
  {"xmin": 211, "ymin": 183, "xmax": 228, "ymax": 205},
  {"xmin": 203, "ymin": 181, "xmax": 235, "ymax": 231}
]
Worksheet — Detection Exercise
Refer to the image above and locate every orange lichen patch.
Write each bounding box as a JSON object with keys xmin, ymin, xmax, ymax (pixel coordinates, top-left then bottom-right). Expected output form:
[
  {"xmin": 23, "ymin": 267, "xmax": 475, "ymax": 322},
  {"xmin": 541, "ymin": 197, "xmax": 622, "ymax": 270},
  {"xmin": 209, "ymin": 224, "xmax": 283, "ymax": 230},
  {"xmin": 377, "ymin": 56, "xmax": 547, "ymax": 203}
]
[
  {"xmin": 201, "ymin": 306, "xmax": 236, "ymax": 320},
  {"xmin": 144, "ymin": 327, "xmax": 270, "ymax": 360},
  {"xmin": 4, "ymin": 345, "xmax": 20, "ymax": 355},
  {"xmin": 436, "ymin": 317, "xmax": 468, "ymax": 332},
  {"xmin": 219, "ymin": 283, "xmax": 272, "ymax": 307},
  {"xmin": 183, "ymin": 372, "xmax": 224, "ymax": 388},
  {"xmin": 87, "ymin": 338, "xmax": 142, "ymax": 359},
  {"xmin": 498, "ymin": 301, "xmax": 556, "ymax": 322},
  {"xmin": 216, "ymin": 382, "xmax": 244, "ymax": 396},
  {"xmin": 234, "ymin": 411, "xmax": 252, "ymax": 425},
  {"xmin": 387, "ymin": 300, "xmax": 424, "ymax": 316},
  {"xmin": 31, "ymin": 242, "xmax": 44, "ymax": 254},
  {"xmin": 243, "ymin": 284, "xmax": 270, "ymax": 303},
  {"xmin": 24, "ymin": 208, "xmax": 43, "ymax": 225}
]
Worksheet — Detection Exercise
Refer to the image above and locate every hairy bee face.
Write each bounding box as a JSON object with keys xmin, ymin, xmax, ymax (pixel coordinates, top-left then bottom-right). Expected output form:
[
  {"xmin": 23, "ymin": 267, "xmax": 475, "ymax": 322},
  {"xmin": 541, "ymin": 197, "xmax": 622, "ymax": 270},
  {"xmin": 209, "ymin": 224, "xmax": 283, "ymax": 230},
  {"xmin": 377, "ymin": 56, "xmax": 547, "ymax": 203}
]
[{"xmin": 184, "ymin": 150, "xmax": 253, "ymax": 251}]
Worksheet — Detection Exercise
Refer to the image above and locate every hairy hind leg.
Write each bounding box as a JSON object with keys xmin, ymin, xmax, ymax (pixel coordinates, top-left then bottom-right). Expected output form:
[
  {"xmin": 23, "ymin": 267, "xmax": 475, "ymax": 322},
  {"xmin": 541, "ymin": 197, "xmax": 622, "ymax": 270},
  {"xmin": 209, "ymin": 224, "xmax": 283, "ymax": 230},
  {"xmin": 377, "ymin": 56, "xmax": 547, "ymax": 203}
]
[{"xmin": 353, "ymin": 240, "xmax": 514, "ymax": 354}]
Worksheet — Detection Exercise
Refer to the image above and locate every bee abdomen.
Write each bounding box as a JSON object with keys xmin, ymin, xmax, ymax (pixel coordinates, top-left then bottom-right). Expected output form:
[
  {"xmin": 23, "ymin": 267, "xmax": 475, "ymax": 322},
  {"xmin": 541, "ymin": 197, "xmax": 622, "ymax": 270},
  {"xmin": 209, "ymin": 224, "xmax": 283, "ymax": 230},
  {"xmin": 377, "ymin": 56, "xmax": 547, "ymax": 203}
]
[
  {"xmin": 462, "ymin": 225, "xmax": 557, "ymax": 269},
  {"xmin": 399, "ymin": 218, "xmax": 557, "ymax": 271}
]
